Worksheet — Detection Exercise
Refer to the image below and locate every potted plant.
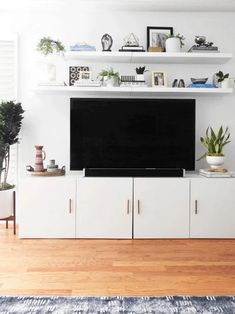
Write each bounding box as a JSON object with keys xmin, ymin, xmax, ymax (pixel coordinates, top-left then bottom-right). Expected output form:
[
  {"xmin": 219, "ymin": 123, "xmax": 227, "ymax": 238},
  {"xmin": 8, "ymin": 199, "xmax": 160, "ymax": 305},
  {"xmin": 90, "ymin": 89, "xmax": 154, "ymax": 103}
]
[
  {"xmin": 136, "ymin": 66, "xmax": 148, "ymax": 81},
  {"xmin": 37, "ymin": 37, "xmax": 65, "ymax": 82},
  {"xmin": 0, "ymin": 101, "xmax": 24, "ymax": 219},
  {"xmin": 98, "ymin": 68, "xmax": 120, "ymax": 87},
  {"xmin": 165, "ymin": 33, "xmax": 185, "ymax": 52},
  {"xmin": 197, "ymin": 126, "xmax": 230, "ymax": 168},
  {"xmin": 215, "ymin": 71, "xmax": 230, "ymax": 88}
]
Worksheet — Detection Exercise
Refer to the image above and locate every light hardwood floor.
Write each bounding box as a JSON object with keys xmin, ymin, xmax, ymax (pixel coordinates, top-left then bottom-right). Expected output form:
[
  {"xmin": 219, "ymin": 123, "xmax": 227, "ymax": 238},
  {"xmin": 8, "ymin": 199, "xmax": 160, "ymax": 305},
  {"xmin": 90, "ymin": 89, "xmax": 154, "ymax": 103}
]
[{"xmin": 1, "ymin": 224, "xmax": 235, "ymax": 296}]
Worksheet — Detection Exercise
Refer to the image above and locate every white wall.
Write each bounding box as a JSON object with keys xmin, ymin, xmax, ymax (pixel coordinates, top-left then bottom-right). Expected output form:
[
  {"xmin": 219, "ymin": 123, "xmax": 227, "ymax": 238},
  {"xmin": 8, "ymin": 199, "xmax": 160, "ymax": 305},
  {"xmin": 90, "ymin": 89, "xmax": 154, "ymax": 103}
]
[{"xmin": 1, "ymin": 3, "xmax": 235, "ymax": 172}]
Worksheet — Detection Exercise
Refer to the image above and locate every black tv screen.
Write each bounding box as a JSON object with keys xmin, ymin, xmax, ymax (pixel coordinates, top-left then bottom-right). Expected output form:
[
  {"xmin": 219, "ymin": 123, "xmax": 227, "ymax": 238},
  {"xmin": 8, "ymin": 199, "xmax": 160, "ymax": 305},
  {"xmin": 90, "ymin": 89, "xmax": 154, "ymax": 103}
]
[{"xmin": 70, "ymin": 98, "xmax": 195, "ymax": 170}]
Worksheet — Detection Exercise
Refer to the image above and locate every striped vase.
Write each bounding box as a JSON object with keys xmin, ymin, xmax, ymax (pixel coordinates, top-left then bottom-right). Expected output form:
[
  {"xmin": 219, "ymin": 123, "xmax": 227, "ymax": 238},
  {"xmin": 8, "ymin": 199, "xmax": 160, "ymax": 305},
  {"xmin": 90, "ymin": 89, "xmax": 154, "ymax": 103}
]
[{"xmin": 34, "ymin": 145, "xmax": 46, "ymax": 172}]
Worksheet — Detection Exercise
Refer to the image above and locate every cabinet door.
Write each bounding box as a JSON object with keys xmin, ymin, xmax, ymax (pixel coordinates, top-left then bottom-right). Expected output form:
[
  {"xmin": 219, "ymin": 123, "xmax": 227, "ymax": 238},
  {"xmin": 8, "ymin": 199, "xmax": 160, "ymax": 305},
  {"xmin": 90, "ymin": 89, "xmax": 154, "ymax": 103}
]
[
  {"xmin": 134, "ymin": 178, "xmax": 190, "ymax": 238},
  {"xmin": 18, "ymin": 177, "xmax": 76, "ymax": 238},
  {"xmin": 190, "ymin": 178, "xmax": 235, "ymax": 238},
  {"xmin": 76, "ymin": 178, "xmax": 133, "ymax": 238}
]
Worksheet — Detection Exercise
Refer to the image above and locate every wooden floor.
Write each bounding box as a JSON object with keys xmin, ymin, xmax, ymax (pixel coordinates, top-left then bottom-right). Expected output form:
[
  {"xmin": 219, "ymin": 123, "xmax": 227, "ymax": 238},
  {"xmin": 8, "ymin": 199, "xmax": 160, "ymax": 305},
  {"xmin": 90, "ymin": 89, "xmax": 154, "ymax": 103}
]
[{"xmin": 1, "ymin": 224, "xmax": 235, "ymax": 296}]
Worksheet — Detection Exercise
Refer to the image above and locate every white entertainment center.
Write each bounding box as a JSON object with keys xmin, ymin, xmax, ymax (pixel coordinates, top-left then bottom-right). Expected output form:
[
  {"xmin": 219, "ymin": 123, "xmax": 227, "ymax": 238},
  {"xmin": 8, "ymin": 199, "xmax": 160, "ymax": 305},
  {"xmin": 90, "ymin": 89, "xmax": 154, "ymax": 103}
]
[
  {"xmin": 18, "ymin": 174, "xmax": 235, "ymax": 239},
  {"xmin": 18, "ymin": 51, "xmax": 235, "ymax": 239}
]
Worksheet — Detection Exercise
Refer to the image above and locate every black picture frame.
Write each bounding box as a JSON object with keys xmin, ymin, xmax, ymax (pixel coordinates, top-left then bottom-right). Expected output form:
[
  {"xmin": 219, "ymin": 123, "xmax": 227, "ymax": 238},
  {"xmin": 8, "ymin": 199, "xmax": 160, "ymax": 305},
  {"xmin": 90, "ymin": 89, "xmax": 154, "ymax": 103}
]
[{"xmin": 147, "ymin": 26, "xmax": 173, "ymax": 51}]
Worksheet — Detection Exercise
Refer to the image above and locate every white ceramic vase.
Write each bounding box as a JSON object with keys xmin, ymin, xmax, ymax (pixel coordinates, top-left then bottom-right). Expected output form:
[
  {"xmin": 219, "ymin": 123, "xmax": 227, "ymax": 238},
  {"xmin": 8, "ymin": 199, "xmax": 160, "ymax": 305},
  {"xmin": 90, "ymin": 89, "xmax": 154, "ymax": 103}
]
[
  {"xmin": 165, "ymin": 38, "xmax": 181, "ymax": 52},
  {"xmin": 103, "ymin": 76, "xmax": 118, "ymax": 87},
  {"xmin": 0, "ymin": 188, "xmax": 14, "ymax": 219},
  {"xmin": 206, "ymin": 155, "xmax": 225, "ymax": 169},
  {"xmin": 221, "ymin": 79, "xmax": 230, "ymax": 89}
]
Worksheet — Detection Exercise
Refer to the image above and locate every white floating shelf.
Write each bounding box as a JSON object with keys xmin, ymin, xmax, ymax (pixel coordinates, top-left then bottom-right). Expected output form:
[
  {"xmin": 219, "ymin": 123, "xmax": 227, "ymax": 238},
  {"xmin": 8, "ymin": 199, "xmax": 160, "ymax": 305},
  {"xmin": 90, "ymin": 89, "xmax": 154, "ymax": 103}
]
[
  {"xmin": 64, "ymin": 51, "xmax": 233, "ymax": 64},
  {"xmin": 33, "ymin": 86, "xmax": 233, "ymax": 96}
]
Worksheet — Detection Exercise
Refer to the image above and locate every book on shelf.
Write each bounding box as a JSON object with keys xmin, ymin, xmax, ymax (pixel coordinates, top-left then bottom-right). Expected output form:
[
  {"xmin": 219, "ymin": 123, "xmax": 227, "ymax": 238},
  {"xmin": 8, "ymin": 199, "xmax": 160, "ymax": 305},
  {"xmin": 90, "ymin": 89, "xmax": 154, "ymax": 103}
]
[
  {"xmin": 199, "ymin": 168, "xmax": 231, "ymax": 178},
  {"xmin": 121, "ymin": 45, "xmax": 145, "ymax": 51},
  {"xmin": 189, "ymin": 83, "xmax": 216, "ymax": 88},
  {"xmin": 188, "ymin": 46, "xmax": 219, "ymax": 53}
]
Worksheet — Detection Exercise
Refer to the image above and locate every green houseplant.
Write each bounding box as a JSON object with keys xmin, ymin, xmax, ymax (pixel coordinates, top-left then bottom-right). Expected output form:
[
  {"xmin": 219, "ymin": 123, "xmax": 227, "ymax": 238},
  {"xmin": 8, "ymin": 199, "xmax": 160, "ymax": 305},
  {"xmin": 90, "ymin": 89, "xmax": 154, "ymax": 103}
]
[
  {"xmin": 37, "ymin": 37, "xmax": 65, "ymax": 55},
  {"xmin": 197, "ymin": 126, "xmax": 230, "ymax": 168},
  {"xmin": 98, "ymin": 68, "xmax": 120, "ymax": 87},
  {"xmin": 0, "ymin": 101, "xmax": 24, "ymax": 191},
  {"xmin": 215, "ymin": 71, "xmax": 230, "ymax": 88}
]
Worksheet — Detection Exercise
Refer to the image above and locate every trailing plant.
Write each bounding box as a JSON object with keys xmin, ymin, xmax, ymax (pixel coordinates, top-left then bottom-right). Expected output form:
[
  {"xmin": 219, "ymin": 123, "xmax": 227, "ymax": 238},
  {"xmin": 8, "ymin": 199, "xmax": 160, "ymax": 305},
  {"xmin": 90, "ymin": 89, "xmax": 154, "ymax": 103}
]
[
  {"xmin": 37, "ymin": 37, "xmax": 65, "ymax": 55},
  {"xmin": 216, "ymin": 71, "xmax": 229, "ymax": 82},
  {"xmin": 166, "ymin": 33, "xmax": 185, "ymax": 48},
  {"xmin": 197, "ymin": 126, "xmax": 230, "ymax": 161},
  {"xmin": 98, "ymin": 67, "xmax": 120, "ymax": 83},
  {"xmin": 0, "ymin": 101, "xmax": 24, "ymax": 191}
]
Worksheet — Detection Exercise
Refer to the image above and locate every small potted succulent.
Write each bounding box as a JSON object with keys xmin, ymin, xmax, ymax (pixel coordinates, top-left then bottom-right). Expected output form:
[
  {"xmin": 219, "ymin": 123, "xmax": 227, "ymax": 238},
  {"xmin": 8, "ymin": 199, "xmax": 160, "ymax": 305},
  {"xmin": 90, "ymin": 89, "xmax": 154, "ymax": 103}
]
[
  {"xmin": 215, "ymin": 71, "xmax": 230, "ymax": 88},
  {"xmin": 135, "ymin": 66, "xmax": 148, "ymax": 81},
  {"xmin": 98, "ymin": 68, "xmax": 120, "ymax": 87},
  {"xmin": 165, "ymin": 33, "xmax": 185, "ymax": 52},
  {"xmin": 0, "ymin": 101, "xmax": 24, "ymax": 219},
  {"xmin": 197, "ymin": 126, "xmax": 230, "ymax": 168}
]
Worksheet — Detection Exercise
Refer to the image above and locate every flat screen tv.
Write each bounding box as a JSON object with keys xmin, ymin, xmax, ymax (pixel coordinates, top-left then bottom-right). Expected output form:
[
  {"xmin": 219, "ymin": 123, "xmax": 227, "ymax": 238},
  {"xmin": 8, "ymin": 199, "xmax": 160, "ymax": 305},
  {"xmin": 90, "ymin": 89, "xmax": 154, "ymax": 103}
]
[{"xmin": 70, "ymin": 98, "xmax": 195, "ymax": 170}]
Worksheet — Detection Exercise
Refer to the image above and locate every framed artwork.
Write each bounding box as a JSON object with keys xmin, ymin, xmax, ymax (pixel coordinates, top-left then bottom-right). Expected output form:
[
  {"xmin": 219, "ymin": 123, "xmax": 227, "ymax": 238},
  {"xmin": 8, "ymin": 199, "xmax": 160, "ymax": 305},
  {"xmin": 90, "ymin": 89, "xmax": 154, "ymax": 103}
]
[
  {"xmin": 152, "ymin": 71, "xmax": 167, "ymax": 87},
  {"xmin": 69, "ymin": 66, "xmax": 89, "ymax": 86},
  {"xmin": 79, "ymin": 71, "xmax": 91, "ymax": 81},
  {"xmin": 147, "ymin": 26, "xmax": 173, "ymax": 51}
]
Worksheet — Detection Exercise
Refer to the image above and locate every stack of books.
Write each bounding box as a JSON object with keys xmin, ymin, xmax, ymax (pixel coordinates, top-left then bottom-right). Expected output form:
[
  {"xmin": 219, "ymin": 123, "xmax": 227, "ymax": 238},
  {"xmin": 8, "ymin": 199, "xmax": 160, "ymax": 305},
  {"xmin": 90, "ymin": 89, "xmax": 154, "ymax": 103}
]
[
  {"xmin": 199, "ymin": 168, "xmax": 231, "ymax": 178},
  {"xmin": 189, "ymin": 84, "xmax": 216, "ymax": 88},
  {"xmin": 120, "ymin": 75, "xmax": 147, "ymax": 87},
  {"xmin": 119, "ymin": 46, "xmax": 145, "ymax": 52},
  {"xmin": 188, "ymin": 46, "xmax": 219, "ymax": 53}
]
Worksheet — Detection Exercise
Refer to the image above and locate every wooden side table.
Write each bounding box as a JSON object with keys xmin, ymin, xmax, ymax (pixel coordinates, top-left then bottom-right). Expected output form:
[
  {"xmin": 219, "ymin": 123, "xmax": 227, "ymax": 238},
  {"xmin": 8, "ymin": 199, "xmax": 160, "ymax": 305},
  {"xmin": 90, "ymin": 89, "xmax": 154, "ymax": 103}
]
[{"xmin": 0, "ymin": 190, "xmax": 16, "ymax": 234}]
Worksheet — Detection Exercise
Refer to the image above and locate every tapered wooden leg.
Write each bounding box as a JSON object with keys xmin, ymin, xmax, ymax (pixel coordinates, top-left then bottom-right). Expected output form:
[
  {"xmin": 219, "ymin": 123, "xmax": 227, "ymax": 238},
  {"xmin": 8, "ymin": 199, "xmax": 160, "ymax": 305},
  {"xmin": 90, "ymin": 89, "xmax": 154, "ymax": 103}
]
[{"xmin": 6, "ymin": 219, "xmax": 8, "ymax": 229}]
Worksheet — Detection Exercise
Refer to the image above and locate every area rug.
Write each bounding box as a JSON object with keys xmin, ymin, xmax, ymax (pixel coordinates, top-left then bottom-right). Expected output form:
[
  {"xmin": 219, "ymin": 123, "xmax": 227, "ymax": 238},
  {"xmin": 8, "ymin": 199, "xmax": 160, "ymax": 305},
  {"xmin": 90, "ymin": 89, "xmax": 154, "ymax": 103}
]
[{"xmin": 0, "ymin": 296, "xmax": 235, "ymax": 314}]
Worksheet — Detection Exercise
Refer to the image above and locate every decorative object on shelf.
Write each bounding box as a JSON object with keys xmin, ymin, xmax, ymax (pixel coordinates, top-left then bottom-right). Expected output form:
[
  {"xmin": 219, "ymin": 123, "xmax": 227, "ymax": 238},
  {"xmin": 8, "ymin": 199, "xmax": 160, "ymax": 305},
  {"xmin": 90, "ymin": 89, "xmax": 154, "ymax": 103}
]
[
  {"xmin": 188, "ymin": 36, "xmax": 219, "ymax": 53},
  {"xmin": 37, "ymin": 37, "xmax": 65, "ymax": 84},
  {"xmin": 119, "ymin": 33, "xmax": 145, "ymax": 52},
  {"xmin": 135, "ymin": 66, "xmax": 147, "ymax": 81},
  {"xmin": 199, "ymin": 168, "xmax": 231, "ymax": 178},
  {"xmin": 120, "ymin": 76, "xmax": 147, "ymax": 87},
  {"xmin": 152, "ymin": 71, "xmax": 167, "ymax": 87},
  {"xmin": 101, "ymin": 34, "xmax": 113, "ymax": 51},
  {"xmin": 34, "ymin": 145, "xmax": 46, "ymax": 172},
  {"xmin": 37, "ymin": 37, "xmax": 65, "ymax": 55},
  {"xmin": 26, "ymin": 165, "xmax": 66, "ymax": 176},
  {"xmin": 172, "ymin": 79, "xmax": 185, "ymax": 87},
  {"xmin": 172, "ymin": 79, "xmax": 178, "ymax": 87},
  {"xmin": 197, "ymin": 126, "xmax": 230, "ymax": 169},
  {"xmin": 73, "ymin": 71, "xmax": 101, "ymax": 87},
  {"xmin": 189, "ymin": 83, "xmax": 216, "ymax": 88},
  {"xmin": 98, "ymin": 68, "xmax": 120, "ymax": 87},
  {"xmin": 70, "ymin": 43, "xmax": 96, "ymax": 51},
  {"xmin": 215, "ymin": 71, "xmax": 230, "ymax": 88},
  {"xmin": 147, "ymin": 26, "xmax": 173, "ymax": 52},
  {"xmin": 165, "ymin": 33, "xmax": 185, "ymax": 52},
  {"xmin": 191, "ymin": 77, "xmax": 208, "ymax": 84},
  {"xmin": 69, "ymin": 66, "xmax": 89, "ymax": 86},
  {"xmin": 0, "ymin": 101, "xmax": 24, "ymax": 226}
]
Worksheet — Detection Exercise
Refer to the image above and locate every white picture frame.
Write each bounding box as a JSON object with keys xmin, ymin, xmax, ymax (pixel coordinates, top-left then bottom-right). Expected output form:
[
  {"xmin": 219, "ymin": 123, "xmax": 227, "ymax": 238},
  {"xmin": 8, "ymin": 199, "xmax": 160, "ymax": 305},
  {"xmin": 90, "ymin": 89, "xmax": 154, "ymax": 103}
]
[{"xmin": 152, "ymin": 71, "xmax": 167, "ymax": 87}]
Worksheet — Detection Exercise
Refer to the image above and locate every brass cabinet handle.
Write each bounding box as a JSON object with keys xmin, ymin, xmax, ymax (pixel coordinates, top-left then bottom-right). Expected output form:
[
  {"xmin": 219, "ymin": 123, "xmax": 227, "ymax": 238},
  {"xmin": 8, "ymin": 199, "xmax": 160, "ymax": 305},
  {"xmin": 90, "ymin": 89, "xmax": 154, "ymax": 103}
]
[
  {"xmin": 127, "ymin": 200, "xmax": 130, "ymax": 214},
  {"xmin": 195, "ymin": 200, "xmax": 198, "ymax": 215},
  {"xmin": 69, "ymin": 199, "xmax": 72, "ymax": 214},
  {"xmin": 137, "ymin": 200, "xmax": 140, "ymax": 214}
]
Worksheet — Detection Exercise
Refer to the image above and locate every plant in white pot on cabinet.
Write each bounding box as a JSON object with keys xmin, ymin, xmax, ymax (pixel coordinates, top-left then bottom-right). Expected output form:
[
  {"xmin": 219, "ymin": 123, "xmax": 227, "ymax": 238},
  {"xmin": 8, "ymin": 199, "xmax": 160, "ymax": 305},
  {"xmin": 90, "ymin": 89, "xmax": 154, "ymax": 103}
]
[
  {"xmin": 0, "ymin": 101, "xmax": 24, "ymax": 219},
  {"xmin": 37, "ymin": 37, "xmax": 65, "ymax": 83},
  {"xmin": 165, "ymin": 33, "xmax": 185, "ymax": 52},
  {"xmin": 197, "ymin": 126, "xmax": 230, "ymax": 169},
  {"xmin": 98, "ymin": 68, "xmax": 121, "ymax": 87}
]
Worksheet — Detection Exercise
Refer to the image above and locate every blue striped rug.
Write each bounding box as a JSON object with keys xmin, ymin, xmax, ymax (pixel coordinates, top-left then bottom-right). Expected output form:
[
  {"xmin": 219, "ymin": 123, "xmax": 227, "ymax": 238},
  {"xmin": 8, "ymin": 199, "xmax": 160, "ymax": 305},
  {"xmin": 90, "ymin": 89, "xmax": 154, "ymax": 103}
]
[{"xmin": 0, "ymin": 296, "xmax": 234, "ymax": 313}]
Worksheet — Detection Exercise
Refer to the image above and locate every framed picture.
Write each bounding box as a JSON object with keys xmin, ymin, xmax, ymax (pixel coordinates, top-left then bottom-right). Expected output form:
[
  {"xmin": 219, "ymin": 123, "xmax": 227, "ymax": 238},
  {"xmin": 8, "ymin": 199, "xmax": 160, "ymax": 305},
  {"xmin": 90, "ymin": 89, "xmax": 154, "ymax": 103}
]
[
  {"xmin": 79, "ymin": 71, "xmax": 91, "ymax": 81},
  {"xmin": 147, "ymin": 26, "xmax": 173, "ymax": 51},
  {"xmin": 152, "ymin": 71, "xmax": 167, "ymax": 87}
]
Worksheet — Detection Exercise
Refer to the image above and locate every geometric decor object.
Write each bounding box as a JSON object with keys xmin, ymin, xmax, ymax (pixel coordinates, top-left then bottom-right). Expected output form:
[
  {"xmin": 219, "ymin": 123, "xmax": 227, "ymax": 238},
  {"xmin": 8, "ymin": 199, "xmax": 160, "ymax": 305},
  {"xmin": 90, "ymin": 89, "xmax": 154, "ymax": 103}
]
[{"xmin": 69, "ymin": 66, "xmax": 89, "ymax": 86}]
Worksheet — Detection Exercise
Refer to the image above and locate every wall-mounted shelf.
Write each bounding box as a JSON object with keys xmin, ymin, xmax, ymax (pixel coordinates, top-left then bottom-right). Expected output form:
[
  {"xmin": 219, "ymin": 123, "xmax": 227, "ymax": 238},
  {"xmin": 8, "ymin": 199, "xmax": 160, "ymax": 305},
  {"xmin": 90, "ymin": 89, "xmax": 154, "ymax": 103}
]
[
  {"xmin": 34, "ymin": 86, "xmax": 233, "ymax": 96},
  {"xmin": 64, "ymin": 51, "xmax": 233, "ymax": 64}
]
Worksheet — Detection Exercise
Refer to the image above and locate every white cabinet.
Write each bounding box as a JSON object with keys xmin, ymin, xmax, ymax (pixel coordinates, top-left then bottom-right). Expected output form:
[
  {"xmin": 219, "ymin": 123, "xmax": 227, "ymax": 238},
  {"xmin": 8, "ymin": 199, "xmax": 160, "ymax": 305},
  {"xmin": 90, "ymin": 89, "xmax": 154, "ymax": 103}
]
[
  {"xmin": 134, "ymin": 178, "xmax": 190, "ymax": 238},
  {"xmin": 76, "ymin": 178, "xmax": 133, "ymax": 238},
  {"xmin": 190, "ymin": 178, "xmax": 235, "ymax": 238},
  {"xmin": 18, "ymin": 177, "xmax": 76, "ymax": 238}
]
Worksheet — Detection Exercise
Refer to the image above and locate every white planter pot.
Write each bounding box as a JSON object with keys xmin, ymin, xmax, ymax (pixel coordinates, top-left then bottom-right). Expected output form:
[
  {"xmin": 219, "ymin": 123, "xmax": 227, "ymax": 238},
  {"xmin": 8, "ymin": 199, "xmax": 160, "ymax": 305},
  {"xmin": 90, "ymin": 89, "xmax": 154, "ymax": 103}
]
[
  {"xmin": 165, "ymin": 38, "xmax": 181, "ymax": 52},
  {"xmin": 38, "ymin": 62, "xmax": 56, "ymax": 82},
  {"xmin": 103, "ymin": 76, "xmax": 118, "ymax": 87},
  {"xmin": 206, "ymin": 155, "xmax": 225, "ymax": 169},
  {"xmin": 221, "ymin": 79, "xmax": 230, "ymax": 89},
  {"xmin": 136, "ymin": 74, "xmax": 145, "ymax": 81},
  {"xmin": 0, "ymin": 188, "xmax": 14, "ymax": 219}
]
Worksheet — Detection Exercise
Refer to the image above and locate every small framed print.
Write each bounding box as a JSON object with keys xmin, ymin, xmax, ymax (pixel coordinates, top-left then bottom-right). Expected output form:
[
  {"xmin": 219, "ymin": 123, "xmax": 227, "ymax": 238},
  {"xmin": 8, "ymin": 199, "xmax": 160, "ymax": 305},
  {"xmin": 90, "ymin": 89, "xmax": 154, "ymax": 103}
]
[
  {"xmin": 79, "ymin": 71, "xmax": 91, "ymax": 81},
  {"xmin": 152, "ymin": 71, "xmax": 167, "ymax": 87},
  {"xmin": 147, "ymin": 26, "xmax": 173, "ymax": 51}
]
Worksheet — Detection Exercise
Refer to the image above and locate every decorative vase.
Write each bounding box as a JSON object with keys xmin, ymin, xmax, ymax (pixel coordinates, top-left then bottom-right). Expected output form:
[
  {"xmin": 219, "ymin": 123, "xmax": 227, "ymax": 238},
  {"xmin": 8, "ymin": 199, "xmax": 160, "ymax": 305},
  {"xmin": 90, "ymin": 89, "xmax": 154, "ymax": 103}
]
[
  {"xmin": 34, "ymin": 145, "xmax": 46, "ymax": 172},
  {"xmin": 0, "ymin": 188, "xmax": 14, "ymax": 219},
  {"xmin": 103, "ymin": 76, "xmax": 118, "ymax": 87},
  {"xmin": 165, "ymin": 38, "xmax": 181, "ymax": 52},
  {"xmin": 136, "ymin": 74, "xmax": 145, "ymax": 81},
  {"xmin": 39, "ymin": 62, "xmax": 56, "ymax": 82},
  {"xmin": 206, "ymin": 155, "xmax": 225, "ymax": 169}
]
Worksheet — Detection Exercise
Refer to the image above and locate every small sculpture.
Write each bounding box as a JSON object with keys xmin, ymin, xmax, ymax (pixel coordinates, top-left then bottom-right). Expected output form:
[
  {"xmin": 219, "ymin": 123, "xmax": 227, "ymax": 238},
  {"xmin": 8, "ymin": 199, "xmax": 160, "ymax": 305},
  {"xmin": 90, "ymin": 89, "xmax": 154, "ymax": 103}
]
[
  {"xmin": 101, "ymin": 34, "xmax": 113, "ymax": 51},
  {"xmin": 123, "ymin": 33, "xmax": 139, "ymax": 47},
  {"xmin": 195, "ymin": 36, "xmax": 214, "ymax": 47}
]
